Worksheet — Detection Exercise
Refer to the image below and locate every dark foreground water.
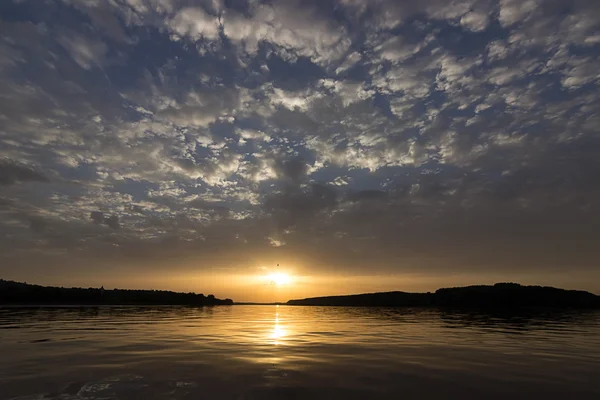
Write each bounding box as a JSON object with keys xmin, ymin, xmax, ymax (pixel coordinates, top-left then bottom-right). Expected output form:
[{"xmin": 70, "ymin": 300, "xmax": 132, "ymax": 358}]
[{"xmin": 1, "ymin": 306, "xmax": 599, "ymax": 400}]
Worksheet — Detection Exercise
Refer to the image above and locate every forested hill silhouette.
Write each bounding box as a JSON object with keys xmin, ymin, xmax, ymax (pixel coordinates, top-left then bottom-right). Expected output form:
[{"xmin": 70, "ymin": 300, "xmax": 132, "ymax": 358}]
[
  {"xmin": 287, "ymin": 283, "xmax": 600, "ymax": 309},
  {"xmin": 0, "ymin": 280, "xmax": 233, "ymax": 306}
]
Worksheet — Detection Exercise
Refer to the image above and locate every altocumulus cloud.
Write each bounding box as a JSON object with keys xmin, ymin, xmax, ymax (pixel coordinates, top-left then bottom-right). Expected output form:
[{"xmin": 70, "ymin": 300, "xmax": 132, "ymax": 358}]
[{"xmin": 0, "ymin": 0, "xmax": 599, "ymax": 285}]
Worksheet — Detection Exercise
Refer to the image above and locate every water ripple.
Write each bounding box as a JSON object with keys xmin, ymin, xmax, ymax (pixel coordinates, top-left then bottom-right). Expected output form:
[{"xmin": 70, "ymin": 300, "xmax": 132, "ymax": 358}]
[{"xmin": 1, "ymin": 306, "xmax": 600, "ymax": 399}]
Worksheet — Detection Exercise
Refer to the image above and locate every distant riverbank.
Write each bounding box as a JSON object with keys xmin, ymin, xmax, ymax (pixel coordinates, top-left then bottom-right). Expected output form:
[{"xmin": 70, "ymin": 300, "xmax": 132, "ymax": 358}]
[
  {"xmin": 0, "ymin": 280, "xmax": 233, "ymax": 306},
  {"xmin": 287, "ymin": 283, "xmax": 600, "ymax": 309}
]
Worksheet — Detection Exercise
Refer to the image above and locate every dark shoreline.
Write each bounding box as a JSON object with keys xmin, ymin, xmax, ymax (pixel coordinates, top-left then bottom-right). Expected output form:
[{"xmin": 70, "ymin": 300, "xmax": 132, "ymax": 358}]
[
  {"xmin": 287, "ymin": 283, "xmax": 600, "ymax": 309},
  {"xmin": 3, "ymin": 280, "xmax": 599, "ymax": 309},
  {"xmin": 0, "ymin": 304, "xmax": 231, "ymax": 307},
  {"xmin": 0, "ymin": 280, "xmax": 233, "ymax": 306}
]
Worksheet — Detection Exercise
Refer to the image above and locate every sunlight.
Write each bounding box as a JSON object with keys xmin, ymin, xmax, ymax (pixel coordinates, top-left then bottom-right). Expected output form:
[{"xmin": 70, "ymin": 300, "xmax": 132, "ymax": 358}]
[{"xmin": 265, "ymin": 272, "xmax": 292, "ymax": 286}]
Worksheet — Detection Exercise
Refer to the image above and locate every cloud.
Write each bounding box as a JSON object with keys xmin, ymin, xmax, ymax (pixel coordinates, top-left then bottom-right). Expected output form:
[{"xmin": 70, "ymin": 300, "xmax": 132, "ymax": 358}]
[
  {"xmin": 129, "ymin": 205, "xmax": 145, "ymax": 214},
  {"xmin": 58, "ymin": 33, "xmax": 108, "ymax": 70},
  {"xmin": 155, "ymin": 87, "xmax": 244, "ymax": 127},
  {"xmin": 460, "ymin": 10, "xmax": 490, "ymax": 32},
  {"xmin": 186, "ymin": 198, "xmax": 231, "ymax": 218},
  {"xmin": 487, "ymin": 41, "xmax": 510, "ymax": 62},
  {"xmin": 168, "ymin": 7, "xmax": 221, "ymax": 41},
  {"xmin": 498, "ymin": 0, "xmax": 538, "ymax": 27},
  {"xmin": 274, "ymin": 157, "xmax": 309, "ymax": 184},
  {"xmin": 1, "ymin": 0, "xmax": 600, "ymax": 288},
  {"xmin": 29, "ymin": 217, "xmax": 47, "ymax": 233},
  {"xmin": 90, "ymin": 211, "xmax": 119, "ymax": 229},
  {"xmin": 347, "ymin": 190, "xmax": 388, "ymax": 202},
  {"xmin": 104, "ymin": 215, "xmax": 120, "ymax": 230},
  {"xmin": 335, "ymin": 51, "xmax": 362, "ymax": 74},
  {"xmin": 222, "ymin": 1, "xmax": 351, "ymax": 66},
  {"xmin": 90, "ymin": 211, "xmax": 105, "ymax": 224},
  {"xmin": 264, "ymin": 183, "xmax": 338, "ymax": 230},
  {"xmin": 374, "ymin": 36, "xmax": 423, "ymax": 63},
  {"xmin": 0, "ymin": 161, "xmax": 49, "ymax": 185},
  {"xmin": 236, "ymin": 128, "xmax": 271, "ymax": 142}
]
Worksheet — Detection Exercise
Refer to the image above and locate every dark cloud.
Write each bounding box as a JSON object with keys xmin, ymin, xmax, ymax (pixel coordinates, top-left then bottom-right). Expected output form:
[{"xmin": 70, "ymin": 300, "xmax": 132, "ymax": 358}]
[
  {"xmin": 104, "ymin": 215, "xmax": 119, "ymax": 230},
  {"xmin": 264, "ymin": 183, "xmax": 338, "ymax": 230},
  {"xmin": 274, "ymin": 157, "xmax": 309, "ymax": 184},
  {"xmin": 0, "ymin": 161, "xmax": 48, "ymax": 186},
  {"xmin": 186, "ymin": 199, "xmax": 231, "ymax": 218},
  {"xmin": 129, "ymin": 205, "xmax": 145, "ymax": 214},
  {"xmin": 173, "ymin": 158, "xmax": 198, "ymax": 173},
  {"xmin": 347, "ymin": 190, "xmax": 388, "ymax": 202},
  {"xmin": 29, "ymin": 217, "xmax": 47, "ymax": 233},
  {"xmin": 90, "ymin": 211, "xmax": 104, "ymax": 224},
  {"xmin": 0, "ymin": 198, "xmax": 14, "ymax": 209},
  {"xmin": 90, "ymin": 211, "xmax": 119, "ymax": 229}
]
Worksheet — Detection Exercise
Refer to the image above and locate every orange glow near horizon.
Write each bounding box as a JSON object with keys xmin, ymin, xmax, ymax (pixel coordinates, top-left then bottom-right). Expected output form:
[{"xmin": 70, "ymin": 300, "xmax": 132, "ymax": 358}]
[{"xmin": 38, "ymin": 263, "xmax": 600, "ymax": 303}]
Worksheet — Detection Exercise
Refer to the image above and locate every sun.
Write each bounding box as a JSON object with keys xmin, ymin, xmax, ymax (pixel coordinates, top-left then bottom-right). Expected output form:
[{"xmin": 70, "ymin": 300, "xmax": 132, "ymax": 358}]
[{"xmin": 266, "ymin": 272, "xmax": 292, "ymax": 286}]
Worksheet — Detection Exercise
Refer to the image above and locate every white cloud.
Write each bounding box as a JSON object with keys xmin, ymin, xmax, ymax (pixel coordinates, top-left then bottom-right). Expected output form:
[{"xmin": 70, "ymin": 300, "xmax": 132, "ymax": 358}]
[
  {"xmin": 429, "ymin": 0, "xmax": 476, "ymax": 19},
  {"xmin": 460, "ymin": 10, "xmax": 489, "ymax": 32},
  {"xmin": 435, "ymin": 54, "xmax": 479, "ymax": 93},
  {"xmin": 268, "ymin": 237, "xmax": 285, "ymax": 247},
  {"xmin": 560, "ymin": 58, "xmax": 600, "ymax": 89},
  {"xmin": 155, "ymin": 87, "xmax": 244, "ymax": 127},
  {"xmin": 236, "ymin": 128, "xmax": 271, "ymax": 142},
  {"xmin": 331, "ymin": 176, "xmax": 350, "ymax": 186},
  {"xmin": 486, "ymin": 66, "xmax": 525, "ymax": 86},
  {"xmin": 305, "ymin": 132, "xmax": 427, "ymax": 173},
  {"xmin": 268, "ymin": 87, "xmax": 321, "ymax": 111},
  {"xmin": 322, "ymin": 80, "xmax": 375, "ymax": 107},
  {"xmin": 487, "ymin": 40, "xmax": 510, "ymax": 62},
  {"xmin": 584, "ymin": 34, "xmax": 600, "ymax": 45},
  {"xmin": 376, "ymin": 64, "xmax": 431, "ymax": 97},
  {"xmin": 335, "ymin": 51, "xmax": 362, "ymax": 74},
  {"xmin": 237, "ymin": 154, "xmax": 278, "ymax": 183},
  {"xmin": 222, "ymin": 1, "xmax": 350, "ymax": 66},
  {"xmin": 168, "ymin": 7, "xmax": 221, "ymax": 41},
  {"xmin": 498, "ymin": 0, "xmax": 539, "ymax": 27},
  {"xmin": 374, "ymin": 36, "xmax": 421, "ymax": 63},
  {"xmin": 474, "ymin": 103, "xmax": 492, "ymax": 113}
]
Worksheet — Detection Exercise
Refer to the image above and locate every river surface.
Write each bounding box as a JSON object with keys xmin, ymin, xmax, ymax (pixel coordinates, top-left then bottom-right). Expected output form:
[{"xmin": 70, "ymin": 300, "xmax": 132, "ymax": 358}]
[{"xmin": 1, "ymin": 306, "xmax": 599, "ymax": 399}]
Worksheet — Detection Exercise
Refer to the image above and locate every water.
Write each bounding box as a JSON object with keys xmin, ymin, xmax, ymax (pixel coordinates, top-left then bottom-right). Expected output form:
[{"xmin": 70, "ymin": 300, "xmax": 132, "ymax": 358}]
[{"xmin": 1, "ymin": 306, "xmax": 599, "ymax": 400}]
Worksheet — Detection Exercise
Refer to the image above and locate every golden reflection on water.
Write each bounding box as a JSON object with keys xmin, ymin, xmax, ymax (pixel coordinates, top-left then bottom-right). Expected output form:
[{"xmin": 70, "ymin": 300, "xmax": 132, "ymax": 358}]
[
  {"xmin": 271, "ymin": 305, "xmax": 287, "ymax": 345},
  {"xmin": 2, "ymin": 306, "xmax": 600, "ymax": 400}
]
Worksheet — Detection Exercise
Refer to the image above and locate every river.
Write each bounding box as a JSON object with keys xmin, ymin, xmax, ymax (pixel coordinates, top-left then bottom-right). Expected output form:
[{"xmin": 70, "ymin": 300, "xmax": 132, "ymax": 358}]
[{"xmin": 1, "ymin": 305, "xmax": 599, "ymax": 399}]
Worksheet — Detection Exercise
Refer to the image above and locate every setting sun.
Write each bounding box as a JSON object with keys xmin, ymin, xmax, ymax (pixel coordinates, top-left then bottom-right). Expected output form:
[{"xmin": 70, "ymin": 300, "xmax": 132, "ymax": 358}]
[{"xmin": 265, "ymin": 273, "xmax": 292, "ymax": 286}]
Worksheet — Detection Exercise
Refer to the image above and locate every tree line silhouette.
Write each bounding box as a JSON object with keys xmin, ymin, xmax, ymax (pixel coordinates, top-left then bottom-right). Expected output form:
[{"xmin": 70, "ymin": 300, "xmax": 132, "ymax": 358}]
[
  {"xmin": 0, "ymin": 280, "xmax": 233, "ymax": 306},
  {"xmin": 287, "ymin": 283, "xmax": 600, "ymax": 309}
]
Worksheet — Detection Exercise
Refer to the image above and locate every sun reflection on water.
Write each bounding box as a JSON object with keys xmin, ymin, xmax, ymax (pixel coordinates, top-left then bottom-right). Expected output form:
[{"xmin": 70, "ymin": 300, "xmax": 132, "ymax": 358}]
[{"xmin": 271, "ymin": 305, "xmax": 287, "ymax": 345}]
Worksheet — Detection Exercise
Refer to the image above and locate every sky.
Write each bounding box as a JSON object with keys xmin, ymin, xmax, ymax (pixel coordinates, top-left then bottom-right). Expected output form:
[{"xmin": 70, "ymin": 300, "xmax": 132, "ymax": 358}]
[{"xmin": 1, "ymin": 0, "xmax": 600, "ymax": 301}]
